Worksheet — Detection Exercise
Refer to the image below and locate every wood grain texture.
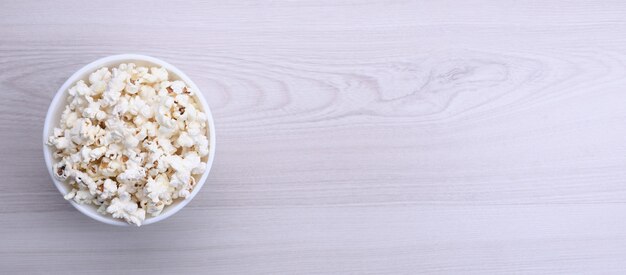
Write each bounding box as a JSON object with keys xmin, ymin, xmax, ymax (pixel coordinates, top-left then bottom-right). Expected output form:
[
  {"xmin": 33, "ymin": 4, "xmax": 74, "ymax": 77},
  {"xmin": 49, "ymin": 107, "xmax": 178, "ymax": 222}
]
[{"xmin": 3, "ymin": 0, "xmax": 626, "ymax": 274}]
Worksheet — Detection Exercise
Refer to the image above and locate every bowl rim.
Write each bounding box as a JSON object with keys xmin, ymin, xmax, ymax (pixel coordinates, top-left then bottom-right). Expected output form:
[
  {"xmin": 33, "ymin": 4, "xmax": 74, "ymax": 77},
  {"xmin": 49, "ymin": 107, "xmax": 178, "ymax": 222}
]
[{"xmin": 42, "ymin": 54, "xmax": 216, "ymax": 226}]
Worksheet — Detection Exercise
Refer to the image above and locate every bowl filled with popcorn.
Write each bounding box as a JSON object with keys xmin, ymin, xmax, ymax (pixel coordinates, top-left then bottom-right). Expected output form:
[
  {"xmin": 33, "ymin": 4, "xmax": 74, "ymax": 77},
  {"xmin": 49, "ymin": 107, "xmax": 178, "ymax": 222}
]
[{"xmin": 43, "ymin": 54, "xmax": 216, "ymax": 226}]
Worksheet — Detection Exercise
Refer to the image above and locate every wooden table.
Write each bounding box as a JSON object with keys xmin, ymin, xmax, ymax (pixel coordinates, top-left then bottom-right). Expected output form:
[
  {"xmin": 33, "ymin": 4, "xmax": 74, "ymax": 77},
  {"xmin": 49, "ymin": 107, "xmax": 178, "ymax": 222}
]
[{"xmin": 3, "ymin": 1, "xmax": 626, "ymax": 273}]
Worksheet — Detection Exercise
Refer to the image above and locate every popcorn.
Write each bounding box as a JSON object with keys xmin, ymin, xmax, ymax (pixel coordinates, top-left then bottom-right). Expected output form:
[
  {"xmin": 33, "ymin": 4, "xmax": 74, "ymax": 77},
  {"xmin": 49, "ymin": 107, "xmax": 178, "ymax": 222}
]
[
  {"xmin": 47, "ymin": 133, "xmax": 71, "ymax": 150},
  {"xmin": 157, "ymin": 137, "xmax": 177, "ymax": 155},
  {"xmin": 89, "ymin": 67, "xmax": 112, "ymax": 87},
  {"xmin": 47, "ymin": 63, "xmax": 210, "ymax": 226},
  {"xmin": 170, "ymin": 80, "xmax": 186, "ymax": 94},
  {"xmin": 74, "ymin": 189, "xmax": 95, "ymax": 204},
  {"xmin": 89, "ymin": 146, "xmax": 107, "ymax": 160},
  {"xmin": 106, "ymin": 196, "xmax": 146, "ymax": 226},
  {"xmin": 151, "ymin": 67, "xmax": 168, "ymax": 82},
  {"xmin": 60, "ymin": 107, "xmax": 78, "ymax": 128},
  {"xmin": 145, "ymin": 174, "xmax": 172, "ymax": 203},
  {"xmin": 83, "ymin": 100, "xmax": 106, "ymax": 121},
  {"xmin": 69, "ymin": 118, "xmax": 97, "ymax": 145},
  {"xmin": 52, "ymin": 160, "xmax": 71, "ymax": 180},
  {"xmin": 175, "ymin": 132, "xmax": 194, "ymax": 148},
  {"xmin": 146, "ymin": 201, "xmax": 165, "ymax": 217},
  {"xmin": 125, "ymin": 81, "xmax": 140, "ymax": 95},
  {"xmin": 73, "ymin": 170, "xmax": 98, "ymax": 195},
  {"xmin": 64, "ymin": 188, "xmax": 77, "ymax": 200},
  {"xmin": 100, "ymin": 179, "xmax": 118, "ymax": 199},
  {"xmin": 101, "ymin": 69, "xmax": 128, "ymax": 107}
]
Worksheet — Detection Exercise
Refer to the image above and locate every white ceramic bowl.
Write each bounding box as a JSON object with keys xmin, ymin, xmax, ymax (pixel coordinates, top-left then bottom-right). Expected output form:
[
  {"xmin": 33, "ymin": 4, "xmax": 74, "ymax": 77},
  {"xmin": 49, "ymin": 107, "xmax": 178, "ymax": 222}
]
[{"xmin": 43, "ymin": 54, "xmax": 216, "ymax": 226}]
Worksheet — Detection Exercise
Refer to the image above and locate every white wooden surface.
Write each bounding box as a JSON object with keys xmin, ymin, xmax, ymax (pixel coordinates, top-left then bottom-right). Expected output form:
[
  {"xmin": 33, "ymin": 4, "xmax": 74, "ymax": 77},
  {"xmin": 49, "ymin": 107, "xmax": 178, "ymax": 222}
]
[{"xmin": 3, "ymin": 1, "xmax": 626, "ymax": 274}]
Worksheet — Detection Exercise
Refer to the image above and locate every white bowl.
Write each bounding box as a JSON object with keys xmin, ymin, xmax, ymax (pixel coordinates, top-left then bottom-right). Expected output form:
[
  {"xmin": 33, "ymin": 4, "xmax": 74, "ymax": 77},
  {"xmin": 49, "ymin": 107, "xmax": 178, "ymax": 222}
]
[{"xmin": 43, "ymin": 54, "xmax": 216, "ymax": 226}]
